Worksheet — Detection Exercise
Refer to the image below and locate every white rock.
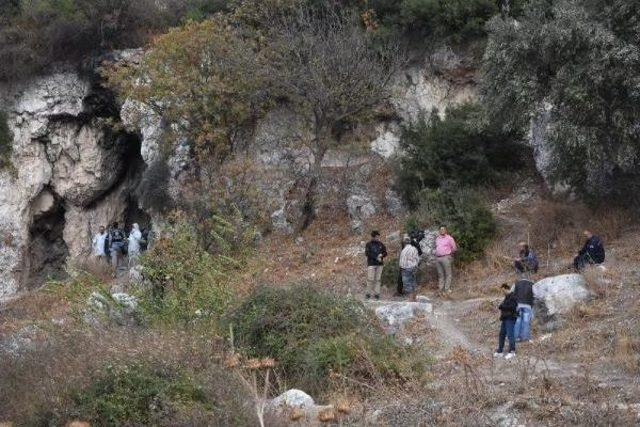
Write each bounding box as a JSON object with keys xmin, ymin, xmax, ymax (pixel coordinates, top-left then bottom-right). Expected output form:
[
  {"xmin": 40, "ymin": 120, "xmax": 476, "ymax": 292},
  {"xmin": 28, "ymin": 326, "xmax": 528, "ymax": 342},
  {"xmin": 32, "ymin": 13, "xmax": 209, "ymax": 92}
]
[
  {"xmin": 369, "ymin": 300, "xmax": 433, "ymax": 334},
  {"xmin": 371, "ymin": 122, "xmax": 400, "ymax": 158},
  {"xmin": 533, "ymin": 274, "xmax": 591, "ymax": 322},
  {"xmin": 268, "ymin": 389, "xmax": 315, "ymax": 411}
]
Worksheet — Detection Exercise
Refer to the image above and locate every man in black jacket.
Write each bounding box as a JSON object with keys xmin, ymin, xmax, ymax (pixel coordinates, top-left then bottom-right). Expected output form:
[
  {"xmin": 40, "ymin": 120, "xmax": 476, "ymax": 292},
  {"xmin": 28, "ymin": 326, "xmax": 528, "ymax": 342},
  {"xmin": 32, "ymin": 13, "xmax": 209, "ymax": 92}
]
[
  {"xmin": 513, "ymin": 279, "xmax": 534, "ymax": 342},
  {"xmin": 365, "ymin": 230, "xmax": 387, "ymax": 300},
  {"xmin": 494, "ymin": 283, "xmax": 518, "ymax": 359},
  {"xmin": 573, "ymin": 230, "xmax": 605, "ymax": 271}
]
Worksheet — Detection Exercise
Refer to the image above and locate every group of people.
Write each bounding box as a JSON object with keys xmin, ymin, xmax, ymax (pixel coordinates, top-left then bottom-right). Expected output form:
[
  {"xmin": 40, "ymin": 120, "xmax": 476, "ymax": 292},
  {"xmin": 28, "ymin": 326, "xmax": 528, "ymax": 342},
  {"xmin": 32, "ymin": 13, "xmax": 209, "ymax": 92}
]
[
  {"xmin": 92, "ymin": 222, "xmax": 148, "ymax": 272},
  {"xmin": 364, "ymin": 226, "xmax": 458, "ymax": 300},
  {"xmin": 365, "ymin": 227, "xmax": 606, "ymax": 359},
  {"xmin": 498, "ymin": 229, "xmax": 605, "ymax": 358}
]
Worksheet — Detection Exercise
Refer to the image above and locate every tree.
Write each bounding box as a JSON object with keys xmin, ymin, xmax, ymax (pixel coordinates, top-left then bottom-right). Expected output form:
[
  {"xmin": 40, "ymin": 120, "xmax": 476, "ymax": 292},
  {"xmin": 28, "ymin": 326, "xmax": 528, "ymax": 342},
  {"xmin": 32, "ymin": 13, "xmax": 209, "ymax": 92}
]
[
  {"xmin": 263, "ymin": 6, "xmax": 402, "ymax": 229},
  {"xmin": 107, "ymin": 17, "xmax": 268, "ymax": 161},
  {"xmin": 482, "ymin": 0, "xmax": 640, "ymax": 206}
]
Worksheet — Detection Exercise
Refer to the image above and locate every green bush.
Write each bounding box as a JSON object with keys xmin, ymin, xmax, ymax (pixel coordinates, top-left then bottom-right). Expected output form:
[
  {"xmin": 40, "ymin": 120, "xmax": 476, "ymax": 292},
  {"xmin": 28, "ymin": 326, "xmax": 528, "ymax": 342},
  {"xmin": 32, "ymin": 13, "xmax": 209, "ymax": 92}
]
[
  {"xmin": 226, "ymin": 285, "xmax": 421, "ymax": 395},
  {"xmin": 71, "ymin": 363, "xmax": 207, "ymax": 426},
  {"xmin": 396, "ymin": 104, "xmax": 526, "ymax": 209},
  {"xmin": 409, "ymin": 184, "xmax": 497, "ymax": 262},
  {"xmin": 138, "ymin": 219, "xmax": 236, "ymax": 324},
  {"xmin": 0, "ymin": 110, "xmax": 13, "ymax": 169}
]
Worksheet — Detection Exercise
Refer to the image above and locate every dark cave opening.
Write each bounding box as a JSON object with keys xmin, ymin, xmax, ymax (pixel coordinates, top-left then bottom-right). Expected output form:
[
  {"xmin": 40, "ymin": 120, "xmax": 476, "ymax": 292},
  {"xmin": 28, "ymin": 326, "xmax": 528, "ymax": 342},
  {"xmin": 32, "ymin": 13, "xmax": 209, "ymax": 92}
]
[
  {"xmin": 26, "ymin": 194, "xmax": 69, "ymax": 289},
  {"xmin": 120, "ymin": 132, "xmax": 151, "ymax": 234}
]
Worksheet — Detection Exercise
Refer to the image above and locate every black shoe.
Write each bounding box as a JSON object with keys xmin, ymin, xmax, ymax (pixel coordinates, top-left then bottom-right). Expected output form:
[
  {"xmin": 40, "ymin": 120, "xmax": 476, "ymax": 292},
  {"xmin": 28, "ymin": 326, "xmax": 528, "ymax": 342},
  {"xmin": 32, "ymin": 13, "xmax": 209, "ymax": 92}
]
[
  {"xmin": 374, "ymin": 294, "xmax": 380, "ymax": 300},
  {"xmin": 365, "ymin": 294, "xmax": 371, "ymax": 299}
]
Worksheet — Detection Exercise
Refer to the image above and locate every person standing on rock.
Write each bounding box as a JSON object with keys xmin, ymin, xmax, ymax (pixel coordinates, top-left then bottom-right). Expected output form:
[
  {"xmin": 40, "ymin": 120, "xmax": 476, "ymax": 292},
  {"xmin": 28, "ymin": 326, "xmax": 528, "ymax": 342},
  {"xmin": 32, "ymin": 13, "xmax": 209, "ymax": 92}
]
[
  {"xmin": 108, "ymin": 221, "xmax": 126, "ymax": 274},
  {"xmin": 365, "ymin": 230, "xmax": 387, "ymax": 300},
  {"xmin": 573, "ymin": 230, "xmax": 605, "ymax": 271},
  {"xmin": 127, "ymin": 223, "xmax": 143, "ymax": 267},
  {"xmin": 512, "ymin": 279, "xmax": 534, "ymax": 342},
  {"xmin": 494, "ymin": 283, "xmax": 518, "ymax": 359},
  {"xmin": 399, "ymin": 235, "xmax": 420, "ymax": 299},
  {"xmin": 92, "ymin": 226, "xmax": 108, "ymax": 262},
  {"xmin": 435, "ymin": 226, "xmax": 457, "ymax": 293}
]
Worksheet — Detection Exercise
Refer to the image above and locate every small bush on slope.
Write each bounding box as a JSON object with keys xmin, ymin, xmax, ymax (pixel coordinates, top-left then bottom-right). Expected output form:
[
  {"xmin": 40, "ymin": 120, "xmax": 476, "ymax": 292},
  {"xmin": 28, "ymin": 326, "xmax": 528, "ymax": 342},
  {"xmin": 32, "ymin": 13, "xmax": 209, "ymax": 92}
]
[
  {"xmin": 138, "ymin": 218, "xmax": 236, "ymax": 325},
  {"xmin": 226, "ymin": 285, "xmax": 425, "ymax": 395}
]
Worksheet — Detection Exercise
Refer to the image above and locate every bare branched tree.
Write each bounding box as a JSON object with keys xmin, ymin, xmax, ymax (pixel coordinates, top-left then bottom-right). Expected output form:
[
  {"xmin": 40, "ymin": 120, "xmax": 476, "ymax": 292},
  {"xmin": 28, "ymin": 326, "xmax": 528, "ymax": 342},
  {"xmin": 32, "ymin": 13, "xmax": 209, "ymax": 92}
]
[{"xmin": 264, "ymin": 6, "xmax": 403, "ymax": 229}]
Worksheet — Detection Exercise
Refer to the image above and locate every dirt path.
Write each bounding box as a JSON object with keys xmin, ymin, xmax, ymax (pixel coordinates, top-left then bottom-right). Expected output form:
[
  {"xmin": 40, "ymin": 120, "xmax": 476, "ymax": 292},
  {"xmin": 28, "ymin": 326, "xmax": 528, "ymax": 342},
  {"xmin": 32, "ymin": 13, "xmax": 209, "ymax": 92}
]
[{"xmin": 425, "ymin": 294, "xmax": 638, "ymax": 392}]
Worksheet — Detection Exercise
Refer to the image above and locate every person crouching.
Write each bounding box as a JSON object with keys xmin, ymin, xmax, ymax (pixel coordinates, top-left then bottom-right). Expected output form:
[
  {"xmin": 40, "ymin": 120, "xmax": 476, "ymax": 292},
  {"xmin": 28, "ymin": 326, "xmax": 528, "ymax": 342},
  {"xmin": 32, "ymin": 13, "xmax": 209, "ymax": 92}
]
[{"xmin": 494, "ymin": 283, "xmax": 518, "ymax": 360}]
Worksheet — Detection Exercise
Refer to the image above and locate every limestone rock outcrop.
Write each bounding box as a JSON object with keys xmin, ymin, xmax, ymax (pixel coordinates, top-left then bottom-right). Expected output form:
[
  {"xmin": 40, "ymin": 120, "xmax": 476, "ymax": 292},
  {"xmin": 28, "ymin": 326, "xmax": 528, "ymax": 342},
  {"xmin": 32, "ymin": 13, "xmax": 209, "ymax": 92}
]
[{"xmin": 0, "ymin": 70, "xmax": 146, "ymax": 297}]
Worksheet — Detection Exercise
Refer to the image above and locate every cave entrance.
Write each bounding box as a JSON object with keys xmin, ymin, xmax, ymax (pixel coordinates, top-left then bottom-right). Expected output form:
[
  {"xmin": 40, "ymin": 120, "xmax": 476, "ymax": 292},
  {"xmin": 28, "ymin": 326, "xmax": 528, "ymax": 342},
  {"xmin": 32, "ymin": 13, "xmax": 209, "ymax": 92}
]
[
  {"xmin": 26, "ymin": 195, "xmax": 69, "ymax": 289},
  {"xmin": 120, "ymin": 132, "xmax": 151, "ymax": 238}
]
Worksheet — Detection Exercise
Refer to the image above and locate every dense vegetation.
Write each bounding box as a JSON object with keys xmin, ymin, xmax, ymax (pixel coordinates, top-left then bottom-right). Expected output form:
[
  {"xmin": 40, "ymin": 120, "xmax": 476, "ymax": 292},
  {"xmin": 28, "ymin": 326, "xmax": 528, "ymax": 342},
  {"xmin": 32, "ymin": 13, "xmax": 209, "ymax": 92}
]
[
  {"xmin": 226, "ymin": 285, "xmax": 423, "ymax": 396},
  {"xmin": 483, "ymin": 0, "xmax": 640, "ymax": 207},
  {"xmin": 0, "ymin": 0, "xmax": 230, "ymax": 81},
  {"xmin": 396, "ymin": 104, "xmax": 521, "ymax": 261}
]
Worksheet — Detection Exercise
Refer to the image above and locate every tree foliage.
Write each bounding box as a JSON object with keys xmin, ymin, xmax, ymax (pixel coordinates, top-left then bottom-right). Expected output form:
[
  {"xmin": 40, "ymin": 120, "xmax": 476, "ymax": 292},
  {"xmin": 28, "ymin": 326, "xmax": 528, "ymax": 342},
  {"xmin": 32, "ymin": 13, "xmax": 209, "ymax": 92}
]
[
  {"xmin": 396, "ymin": 104, "xmax": 526, "ymax": 209},
  {"xmin": 0, "ymin": 0, "xmax": 229, "ymax": 81},
  {"xmin": 262, "ymin": 4, "xmax": 402, "ymax": 228},
  {"xmin": 482, "ymin": 0, "xmax": 640, "ymax": 205},
  {"xmin": 107, "ymin": 16, "xmax": 268, "ymax": 161}
]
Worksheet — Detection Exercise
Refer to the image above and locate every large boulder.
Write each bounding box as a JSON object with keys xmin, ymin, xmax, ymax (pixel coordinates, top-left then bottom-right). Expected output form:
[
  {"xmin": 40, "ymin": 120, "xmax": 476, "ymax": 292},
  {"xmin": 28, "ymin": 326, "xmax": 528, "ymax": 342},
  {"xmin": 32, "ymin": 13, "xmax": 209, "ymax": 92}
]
[{"xmin": 533, "ymin": 274, "xmax": 591, "ymax": 326}]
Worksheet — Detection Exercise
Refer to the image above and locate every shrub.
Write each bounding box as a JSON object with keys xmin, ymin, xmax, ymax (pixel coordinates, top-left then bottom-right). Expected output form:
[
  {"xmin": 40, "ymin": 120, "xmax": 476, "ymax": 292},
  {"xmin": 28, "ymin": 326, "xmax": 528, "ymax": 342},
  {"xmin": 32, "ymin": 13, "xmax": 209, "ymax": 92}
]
[
  {"xmin": 0, "ymin": 110, "xmax": 13, "ymax": 169},
  {"xmin": 408, "ymin": 184, "xmax": 497, "ymax": 262},
  {"xmin": 138, "ymin": 218, "xmax": 236, "ymax": 324},
  {"xmin": 226, "ymin": 285, "xmax": 420, "ymax": 395},
  {"xmin": 396, "ymin": 104, "xmax": 526, "ymax": 209},
  {"xmin": 70, "ymin": 362, "xmax": 207, "ymax": 425}
]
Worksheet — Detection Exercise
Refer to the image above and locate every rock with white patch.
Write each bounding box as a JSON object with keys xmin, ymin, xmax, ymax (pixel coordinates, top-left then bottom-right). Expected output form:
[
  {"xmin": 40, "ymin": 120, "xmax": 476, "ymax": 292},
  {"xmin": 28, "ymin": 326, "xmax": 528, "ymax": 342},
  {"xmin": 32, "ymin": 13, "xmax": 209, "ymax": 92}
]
[
  {"xmin": 533, "ymin": 274, "xmax": 591, "ymax": 325},
  {"xmin": 346, "ymin": 193, "xmax": 376, "ymax": 231}
]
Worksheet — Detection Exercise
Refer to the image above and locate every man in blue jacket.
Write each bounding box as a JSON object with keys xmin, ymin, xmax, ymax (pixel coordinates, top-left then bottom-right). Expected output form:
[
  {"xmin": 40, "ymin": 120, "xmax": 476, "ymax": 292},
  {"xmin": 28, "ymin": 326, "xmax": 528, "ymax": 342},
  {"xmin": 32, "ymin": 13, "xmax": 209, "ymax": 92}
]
[{"xmin": 573, "ymin": 230, "xmax": 605, "ymax": 271}]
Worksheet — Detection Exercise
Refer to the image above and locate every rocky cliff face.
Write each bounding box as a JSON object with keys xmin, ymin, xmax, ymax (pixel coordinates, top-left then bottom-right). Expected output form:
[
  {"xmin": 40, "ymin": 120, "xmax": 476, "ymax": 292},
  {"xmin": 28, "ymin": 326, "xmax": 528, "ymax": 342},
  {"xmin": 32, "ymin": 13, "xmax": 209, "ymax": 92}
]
[
  {"xmin": 0, "ymin": 53, "xmax": 476, "ymax": 297},
  {"xmin": 0, "ymin": 70, "xmax": 149, "ymax": 297}
]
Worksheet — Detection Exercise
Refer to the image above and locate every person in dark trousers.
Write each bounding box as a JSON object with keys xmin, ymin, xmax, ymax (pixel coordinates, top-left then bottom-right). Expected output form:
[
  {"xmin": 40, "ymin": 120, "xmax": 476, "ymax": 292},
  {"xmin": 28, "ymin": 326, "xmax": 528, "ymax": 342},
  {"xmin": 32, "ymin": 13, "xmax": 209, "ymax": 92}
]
[
  {"xmin": 512, "ymin": 279, "xmax": 534, "ymax": 342},
  {"xmin": 365, "ymin": 230, "xmax": 387, "ymax": 300},
  {"xmin": 396, "ymin": 231, "xmax": 424, "ymax": 296},
  {"xmin": 494, "ymin": 283, "xmax": 518, "ymax": 359},
  {"xmin": 514, "ymin": 241, "xmax": 538, "ymax": 275},
  {"xmin": 573, "ymin": 230, "xmax": 605, "ymax": 271}
]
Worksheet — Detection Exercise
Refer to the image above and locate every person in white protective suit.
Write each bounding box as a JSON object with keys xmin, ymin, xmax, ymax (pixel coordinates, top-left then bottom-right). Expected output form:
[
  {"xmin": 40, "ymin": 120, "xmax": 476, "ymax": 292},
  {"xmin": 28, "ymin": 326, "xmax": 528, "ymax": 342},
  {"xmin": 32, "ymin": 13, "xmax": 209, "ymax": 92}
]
[{"xmin": 128, "ymin": 223, "xmax": 143, "ymax": 267}]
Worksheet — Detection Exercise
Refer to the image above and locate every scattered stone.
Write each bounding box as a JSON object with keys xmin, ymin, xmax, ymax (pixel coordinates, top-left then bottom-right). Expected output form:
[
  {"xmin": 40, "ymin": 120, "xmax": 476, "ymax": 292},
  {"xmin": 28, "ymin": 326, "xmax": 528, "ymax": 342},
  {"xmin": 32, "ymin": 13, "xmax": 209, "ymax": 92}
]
[
  {"xmin": 367, "ymin": 300, "xmax": 433, "ymax": 334},
  {"xmin": 269, "ymin": 389, "xmax": 315, "ymax": 411},
  {"xmin": 385, "ymin": 189, "xmax": 406, "ymax": 217},
  {"xmin": 87, "ymin": 291, "xmax": 140, "ymax": 326},
  {"xmin": 271, "ymin": 208, "xmax": 293, "ymax": 235},
  {"xmin": 346, "ymin": 193, "xmax": 376, "ymax": 232}
]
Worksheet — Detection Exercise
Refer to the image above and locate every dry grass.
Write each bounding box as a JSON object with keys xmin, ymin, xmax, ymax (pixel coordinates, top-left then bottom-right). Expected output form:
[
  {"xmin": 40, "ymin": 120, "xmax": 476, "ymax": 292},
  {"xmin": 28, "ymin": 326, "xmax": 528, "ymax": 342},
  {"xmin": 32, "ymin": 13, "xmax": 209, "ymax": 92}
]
[{"xmin": 0, "ymin": 323, "xmax": 255, "ymax": 424}]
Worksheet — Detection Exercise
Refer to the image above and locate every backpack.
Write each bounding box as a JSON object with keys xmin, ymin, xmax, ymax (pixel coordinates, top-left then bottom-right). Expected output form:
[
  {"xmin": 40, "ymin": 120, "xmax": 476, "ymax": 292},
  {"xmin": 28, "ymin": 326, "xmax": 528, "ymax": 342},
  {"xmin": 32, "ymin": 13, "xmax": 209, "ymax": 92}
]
[{"xmin": 111, "ymin": 229, "xmax": 125, "ymax": 243}]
